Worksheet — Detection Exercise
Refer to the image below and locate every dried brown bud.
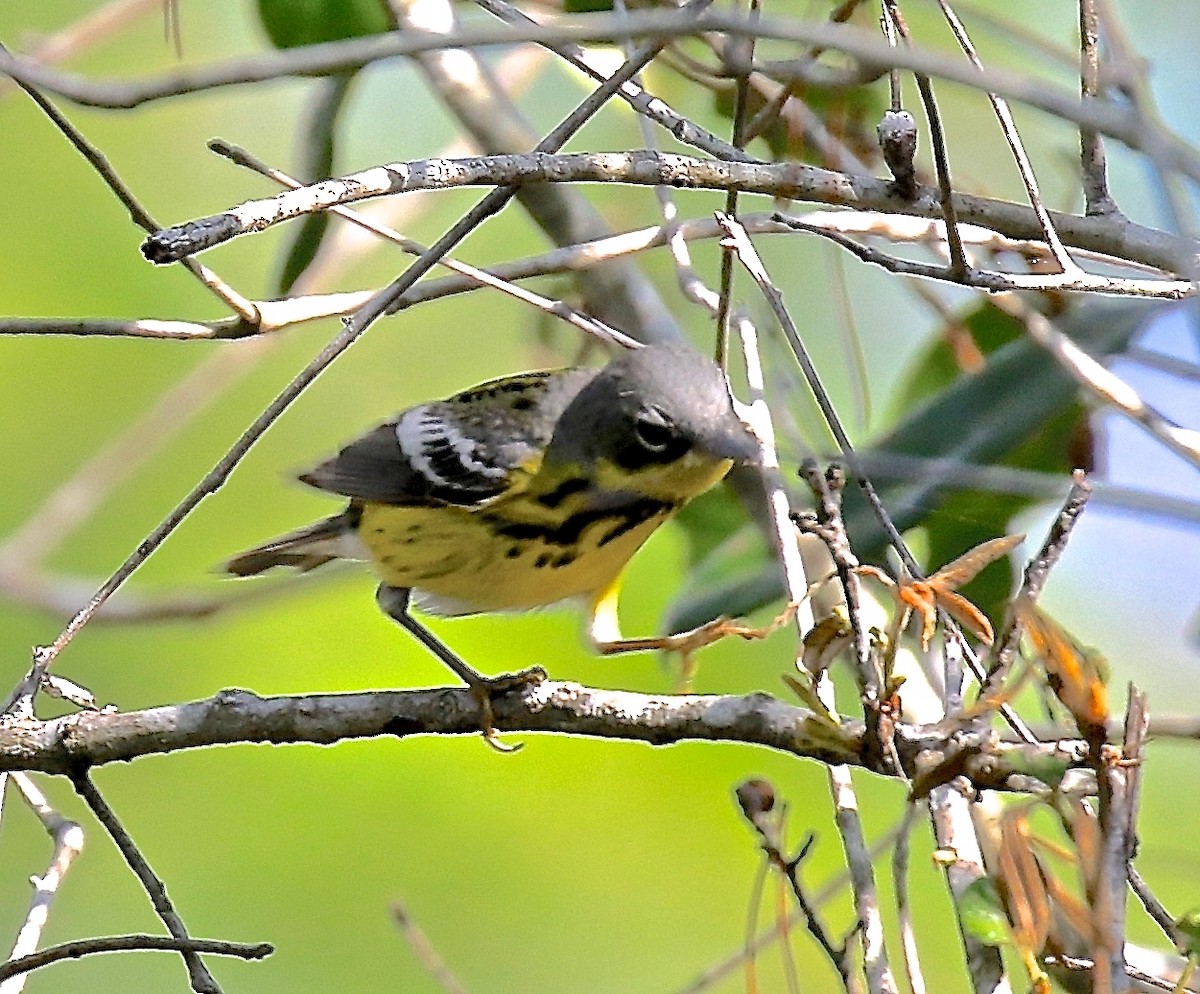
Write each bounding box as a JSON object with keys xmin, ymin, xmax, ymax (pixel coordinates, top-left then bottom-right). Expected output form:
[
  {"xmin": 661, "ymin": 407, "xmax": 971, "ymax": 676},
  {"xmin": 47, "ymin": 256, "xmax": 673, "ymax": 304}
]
[{"xmin": 735, "ymin": 778, "xmax": 776, "ymax": 819}]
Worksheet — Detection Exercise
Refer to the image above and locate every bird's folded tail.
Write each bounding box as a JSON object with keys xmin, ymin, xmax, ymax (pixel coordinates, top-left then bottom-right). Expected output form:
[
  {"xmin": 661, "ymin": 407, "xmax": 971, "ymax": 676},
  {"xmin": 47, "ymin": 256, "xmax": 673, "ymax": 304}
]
[{"xmin": 224, "ymin": 511, "xmax": 361, "ymax": 577}]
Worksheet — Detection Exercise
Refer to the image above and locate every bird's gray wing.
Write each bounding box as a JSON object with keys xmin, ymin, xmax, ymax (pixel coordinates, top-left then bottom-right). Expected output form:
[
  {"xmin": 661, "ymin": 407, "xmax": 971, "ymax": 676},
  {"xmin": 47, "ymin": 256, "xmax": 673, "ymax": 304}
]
[{"xmin": 299, "ymin": 368, "xmax": 596, "ymax": 507}]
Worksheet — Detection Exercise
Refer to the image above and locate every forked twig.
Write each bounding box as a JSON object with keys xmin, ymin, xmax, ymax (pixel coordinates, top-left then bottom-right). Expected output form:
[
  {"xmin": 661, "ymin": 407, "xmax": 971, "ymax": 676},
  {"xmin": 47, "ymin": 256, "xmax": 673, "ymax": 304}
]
[{"xmin": 71, "ymin": 773, "xmax": 220, "ymax": 993}]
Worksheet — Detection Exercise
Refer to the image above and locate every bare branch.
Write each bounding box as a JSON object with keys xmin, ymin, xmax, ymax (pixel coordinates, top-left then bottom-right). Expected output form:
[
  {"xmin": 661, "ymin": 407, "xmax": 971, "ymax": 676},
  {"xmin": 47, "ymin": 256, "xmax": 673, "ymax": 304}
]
[
  {"xmin": 0, "ymin": 935, "xmax": 271, "ymax": 985},
  {"xmin": 986, "ymin": 471, "xmax": 1093, "ymax": 693},
  {"xmin": 139, "ymin": 149, "xmax": 1196, "ymax": 280},
  {"xmin": 1010, "ymin": 301, "xmax": 1200, "ymax": 467},
  {"xmin": 892, "ymin": 804, "xmax": 928, "ymax": 994},
  {"xmin": 771, "ymin": 212, "xmax": 1191, "ymax": 299},
  {"xmin": 734, "ymin": 779, "xmax": 853, "ymax": 984},
  {"xmin": 928, "ymin": 782, "xmax": 1012, "ymax": 994},
  {"xmin": 0, "ymin": 682, "xmax": 1097, "ymax": 794},
  {"xmin": 209, "ymin": 140, "xmax": 640, "ymax": 350},
  {"xmin": 935, "ymin": 0, "xmax": 1082, "ymax": 274},
  {"xmin": 1, "ymin": 43, "xmax": 256, "ymax": 322},
  {"xmin": 3, "ymin": 8, "xmax": 1198, "ymax": 197},
  {"xmin": 880, "ymin": 0, "xmax": 968, "ymax": 273}
]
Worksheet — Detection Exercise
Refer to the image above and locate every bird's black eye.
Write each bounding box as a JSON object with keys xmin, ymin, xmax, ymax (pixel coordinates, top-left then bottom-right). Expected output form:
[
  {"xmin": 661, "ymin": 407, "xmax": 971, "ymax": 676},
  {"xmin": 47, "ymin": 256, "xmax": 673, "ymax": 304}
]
[{"xmin": 633, "ymin": 407, "xmax": 678, "ymax": 452}]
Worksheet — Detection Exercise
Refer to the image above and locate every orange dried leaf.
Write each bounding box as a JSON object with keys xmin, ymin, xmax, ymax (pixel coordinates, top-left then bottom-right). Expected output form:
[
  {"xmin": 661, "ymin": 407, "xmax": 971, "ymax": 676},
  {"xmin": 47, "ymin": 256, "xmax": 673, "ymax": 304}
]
[
  {"xmin": 928, "ymin": 534, "xmax": 1025, "ymax": 591},
  {"xmin": 1016, "ymin": 598, "xmax": 1110, "ymax": 737},
  {"xmin": 936, "ymin": 589, "xmax": 996, "ymax": 644}
]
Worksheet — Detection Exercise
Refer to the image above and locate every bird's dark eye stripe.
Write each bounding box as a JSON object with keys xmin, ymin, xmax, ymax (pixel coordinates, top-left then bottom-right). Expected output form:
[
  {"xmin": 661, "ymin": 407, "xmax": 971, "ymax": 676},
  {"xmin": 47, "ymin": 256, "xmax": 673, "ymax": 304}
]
[{"xmin": 614, "ymin": 434, "xmax": 692, "ymax": 470}]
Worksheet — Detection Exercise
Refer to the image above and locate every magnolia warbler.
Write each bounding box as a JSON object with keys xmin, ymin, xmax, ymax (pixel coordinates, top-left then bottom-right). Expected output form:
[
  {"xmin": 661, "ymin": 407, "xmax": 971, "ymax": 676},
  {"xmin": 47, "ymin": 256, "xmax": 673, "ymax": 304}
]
[{"xmin": 226, "ymin": 342, "xmax": 757, "ymax": 691}]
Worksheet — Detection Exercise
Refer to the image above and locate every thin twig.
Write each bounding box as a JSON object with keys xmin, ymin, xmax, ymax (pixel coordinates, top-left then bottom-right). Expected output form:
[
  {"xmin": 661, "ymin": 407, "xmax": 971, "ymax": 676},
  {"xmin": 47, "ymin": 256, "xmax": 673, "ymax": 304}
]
[
  {"xmin": 0, "ymin": 774, "xmax": 85, "ymax": 994},
  {"xmin": 892, "ymin": 804, "xmax": 928, "ymax": 994},
  {"xmin": 1009, "ymin": 300, "xmax": 1200, "ymax": 467},
  {"xmin": 880, "ymin": 1, "xmax": 969, "ymax": 274},
  {"xmin": 936, "ymin": 0, "xmax": 1080, "ymax": 274},
  {"xmin": 825, "ymin": 764, "xmax": 897, "ymax": 994},
  {"xmin": 770, "ymin": 212, "xmax": 1191, "ymax": 299},
  {"xmin": 1088, "ymin": 685, "xmax": 1147, "ymax": 993},
  {"xmin": 0, "ymin": 935, "xmax": 271, "ymax": 984},
  {"xmin": 1094, "ymin": 0, "xmax": 1199, "ymax": 289},
  {"xmin": 136, "ymin": 148, "xmax": 1197, "ymax": 276},
  {"xmin": 72, "ymin": 772, "xmax": 220, "ymax": 994},
  {"xmin": 5, "ymin": 7, "xmax": 1200, "ymax": 198},
  {"xmin": 0, "ymin": 42, "xmax": 256, "ymax": 322},
  {"xmin": 392, "ymin": 902, "xmax": 470, "ymax": 994},
  {"xmin": 617, "ymin": 0, "xmax": 720, "ymax": 319},
  {"xmin": 986, "ymin": 470, "xmax": 1093, "ymax": 696},
  {"xmin": 734, "ymin": 781, "xmax": 854, "ymax": 984},
  {"xmin": 1078, "ymin": 0, "xmax": 1118, "ymax": 216},
  {"xmin": 726, "ymin": 310, "xmax": 818, "ymax": 642},
  {"xmin": 715, "ymin": 215, "xmax": 920, "ymax": 579},
  {"xmin": 715, "ymin": 217, "xmax": 898, "ymax": 994},
  {"xmin": 880, "ymin": 5, "xmax": 902, "ymax": 113},
  {"xmin": 1127, "ymin": 865, "xmax": 1182, "ymax": 948},
  {"xmin": 928, "ymin": 783, "xmax": 1012, "ymax": 994},
  {"xmin": 208, "ymin": 140, "xmax": 640, "ymax": 350},
  {"xmin": 396, "ymin": 0, "xmax": 688, "ymax": 347},
  {"xmin": 677, "ymin": 819, "xmax": 907, "ymax": 994},
  {"xmin": 713, "ymin": 0, "xmax": 759, "ymax": 365},
  {"xmin": 471, "ymin": 0, "xmax": 752, "ymax": 164}
]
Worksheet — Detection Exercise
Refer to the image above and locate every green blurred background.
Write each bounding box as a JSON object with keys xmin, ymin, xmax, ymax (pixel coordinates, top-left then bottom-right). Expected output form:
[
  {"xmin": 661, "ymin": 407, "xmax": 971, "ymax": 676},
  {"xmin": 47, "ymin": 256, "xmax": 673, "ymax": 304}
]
[{"xmin": 1, "ymin": 2, "xmax": 1199, "ymax": 992}]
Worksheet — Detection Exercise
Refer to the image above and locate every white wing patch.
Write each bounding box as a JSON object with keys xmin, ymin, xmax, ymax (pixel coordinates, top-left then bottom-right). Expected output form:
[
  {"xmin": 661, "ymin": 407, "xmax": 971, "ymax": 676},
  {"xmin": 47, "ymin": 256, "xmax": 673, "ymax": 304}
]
[{"xmin": 395, "ymin": 406, "xmax": 507, "ymax": 493}]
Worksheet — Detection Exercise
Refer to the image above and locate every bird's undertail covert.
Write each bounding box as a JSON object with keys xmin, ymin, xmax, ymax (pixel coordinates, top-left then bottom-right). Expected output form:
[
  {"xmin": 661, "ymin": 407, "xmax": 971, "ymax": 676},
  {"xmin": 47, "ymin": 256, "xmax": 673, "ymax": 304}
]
[{"xmin": 224, "ymin": 511, "xmax": 359, "ymax": 577}]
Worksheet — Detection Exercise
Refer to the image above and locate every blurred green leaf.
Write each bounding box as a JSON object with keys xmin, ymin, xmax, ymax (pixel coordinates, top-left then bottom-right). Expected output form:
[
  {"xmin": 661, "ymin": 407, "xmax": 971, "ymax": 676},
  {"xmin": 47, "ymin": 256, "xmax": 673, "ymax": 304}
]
[
  {"xmin": 712, "ymin": 79, "xmax": 883, "ymax": 165},
  {"xmin": 959, "ymin": 877, "xmax": 1011, "ymax": 947},
  {"xmin": 277, "ymin": 73, "xmax": 357, "ymax": 294},
  {"xmin": 673, "ymin": 484, "xmax": 754, "ymax": 567},
  {"xmin": 257, "ymin": 0, "xmax": 390, "ymax": 49},
  {"xmin": 1176, "ymin": 908, "xmax": 1200, "ymax": 955}
]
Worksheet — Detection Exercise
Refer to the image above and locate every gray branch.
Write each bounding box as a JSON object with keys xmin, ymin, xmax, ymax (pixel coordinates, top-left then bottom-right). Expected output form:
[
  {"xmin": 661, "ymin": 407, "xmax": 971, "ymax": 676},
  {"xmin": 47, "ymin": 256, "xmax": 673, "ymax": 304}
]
[
  {"xmin": 141, "ymin": 149, "xmax": 1195, "ymax": 275},
  {"xmin": 0, "ymin": 681, "xmax": 1094, "ymax": 793}
]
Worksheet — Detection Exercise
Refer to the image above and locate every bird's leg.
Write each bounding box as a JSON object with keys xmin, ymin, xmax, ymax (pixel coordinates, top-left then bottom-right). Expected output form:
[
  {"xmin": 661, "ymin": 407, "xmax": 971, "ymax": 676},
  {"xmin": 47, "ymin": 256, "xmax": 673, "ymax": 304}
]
[
  {"xmin": 375, "ymin": 585, "xmax": 544, "ymax": 750},
  {"xmin": 587, "ymin": 581, "xmax": 798, "ymax": 657}
]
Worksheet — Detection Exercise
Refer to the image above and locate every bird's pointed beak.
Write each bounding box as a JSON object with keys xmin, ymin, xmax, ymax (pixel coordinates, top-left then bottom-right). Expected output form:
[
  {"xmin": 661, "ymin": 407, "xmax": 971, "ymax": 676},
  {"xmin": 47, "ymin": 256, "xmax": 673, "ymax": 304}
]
[{"xmin": 705, "ymin": 410, "xmax": 760, "ymax": 464}]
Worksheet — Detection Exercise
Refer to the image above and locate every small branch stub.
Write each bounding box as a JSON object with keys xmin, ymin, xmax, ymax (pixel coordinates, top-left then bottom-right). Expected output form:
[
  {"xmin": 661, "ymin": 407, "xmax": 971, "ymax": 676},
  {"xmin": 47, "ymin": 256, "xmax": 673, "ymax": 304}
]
[{"xmin": 878, "ymin": 109, "xmax": 919, "ymax": 199}]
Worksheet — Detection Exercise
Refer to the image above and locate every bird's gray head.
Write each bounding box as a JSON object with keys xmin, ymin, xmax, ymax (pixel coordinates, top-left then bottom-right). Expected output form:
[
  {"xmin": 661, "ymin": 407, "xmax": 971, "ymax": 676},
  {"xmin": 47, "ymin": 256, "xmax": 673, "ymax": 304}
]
[{"xmin": 545, "ymin": 343, "xmax": 758, "ymax": 482}]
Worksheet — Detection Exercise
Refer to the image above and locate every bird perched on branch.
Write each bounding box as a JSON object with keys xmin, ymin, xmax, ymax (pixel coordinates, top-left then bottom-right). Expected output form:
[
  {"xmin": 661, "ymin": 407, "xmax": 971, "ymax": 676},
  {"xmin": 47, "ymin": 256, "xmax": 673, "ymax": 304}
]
[{"xmin": 226, "ymin": 342, "xmax": 758, "ymax": 714}]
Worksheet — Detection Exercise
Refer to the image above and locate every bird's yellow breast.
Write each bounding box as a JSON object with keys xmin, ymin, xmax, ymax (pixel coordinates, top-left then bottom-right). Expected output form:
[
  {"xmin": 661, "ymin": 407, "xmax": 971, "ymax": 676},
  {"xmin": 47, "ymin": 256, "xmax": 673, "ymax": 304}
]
[
  {"xmin": 357, "ymin": 499, "xmax": 671, "ymax": 614},
  {"xmin": 356, "ymin": 448, "xmax": 734, "ymax": 615}
]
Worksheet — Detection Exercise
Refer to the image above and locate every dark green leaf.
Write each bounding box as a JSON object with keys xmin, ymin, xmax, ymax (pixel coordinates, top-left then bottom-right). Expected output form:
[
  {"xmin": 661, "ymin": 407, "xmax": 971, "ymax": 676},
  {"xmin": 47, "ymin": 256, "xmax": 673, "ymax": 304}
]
[
  {"xmin": 257, "ymin": 0, "xmax": 390, "ymax": 50},
  {"xmin": 277, "ymin": 73, "xmax": 356, "ymax": 295}
]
